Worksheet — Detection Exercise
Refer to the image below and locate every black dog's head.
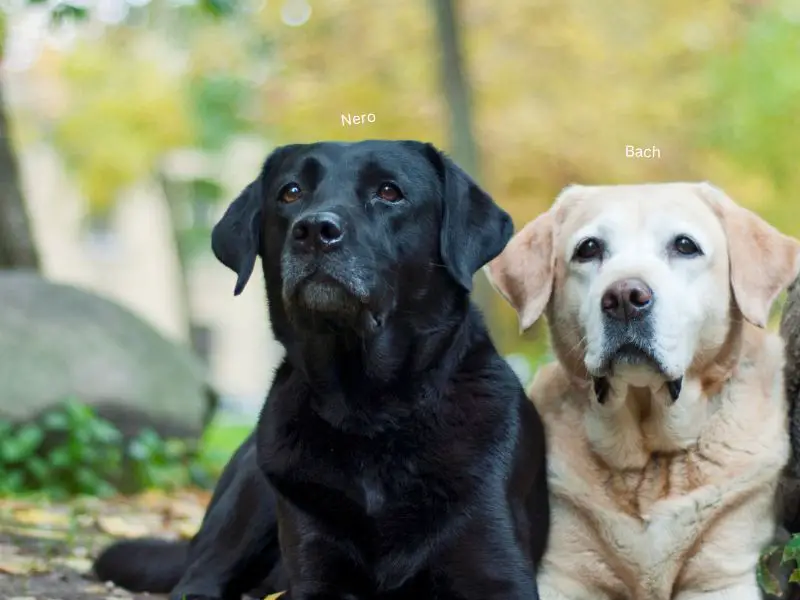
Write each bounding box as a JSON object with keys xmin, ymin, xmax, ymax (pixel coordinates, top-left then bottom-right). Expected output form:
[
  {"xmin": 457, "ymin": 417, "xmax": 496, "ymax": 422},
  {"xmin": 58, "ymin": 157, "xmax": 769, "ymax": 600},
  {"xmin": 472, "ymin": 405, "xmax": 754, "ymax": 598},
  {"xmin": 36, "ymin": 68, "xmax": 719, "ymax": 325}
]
[{"xmin": 211, "ymin": 140, "xmax": 512, "ymax": 338}]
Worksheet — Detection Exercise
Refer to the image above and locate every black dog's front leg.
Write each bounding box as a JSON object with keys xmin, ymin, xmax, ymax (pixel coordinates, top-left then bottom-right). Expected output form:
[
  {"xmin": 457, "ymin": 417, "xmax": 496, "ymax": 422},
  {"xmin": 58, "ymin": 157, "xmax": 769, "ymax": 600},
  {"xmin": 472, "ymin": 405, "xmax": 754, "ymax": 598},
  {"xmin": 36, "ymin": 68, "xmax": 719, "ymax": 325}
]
[
  {"xmin": 440, "ymin": 518, "xmax": 542, "ymax": 600},
  {"xmin": 170, "ymin": 434, "xmax": 283, "ymax": 600}
]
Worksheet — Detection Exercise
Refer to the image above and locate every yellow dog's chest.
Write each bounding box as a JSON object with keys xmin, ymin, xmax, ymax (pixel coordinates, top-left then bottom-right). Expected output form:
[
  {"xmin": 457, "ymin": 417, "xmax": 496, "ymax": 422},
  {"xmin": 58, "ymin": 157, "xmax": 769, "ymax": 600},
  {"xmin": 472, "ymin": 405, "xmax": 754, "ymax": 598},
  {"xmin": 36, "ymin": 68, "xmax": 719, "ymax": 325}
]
[
  {"xmin": 548, "ymin": 444, "xmax": 728, "ymax": 557},
  {"xmin": 543, "ymin": 413, "xmax": 786, "ymax": 598}
]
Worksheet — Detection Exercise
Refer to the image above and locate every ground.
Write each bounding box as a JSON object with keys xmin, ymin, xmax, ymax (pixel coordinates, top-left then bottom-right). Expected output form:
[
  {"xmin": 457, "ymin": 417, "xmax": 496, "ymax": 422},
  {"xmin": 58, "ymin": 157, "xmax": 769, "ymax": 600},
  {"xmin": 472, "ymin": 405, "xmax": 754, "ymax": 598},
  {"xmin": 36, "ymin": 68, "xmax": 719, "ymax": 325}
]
[
  {"xmin": 0, "ymin": 490, "xmax": 207, "ymax": 600},
  {"xmin": 2, "ymin": 490, "xmax": 795, "ymax": 600},
  {"xmin": 0, "ymin": 416, "xmax": 266, "ymax": 600}
]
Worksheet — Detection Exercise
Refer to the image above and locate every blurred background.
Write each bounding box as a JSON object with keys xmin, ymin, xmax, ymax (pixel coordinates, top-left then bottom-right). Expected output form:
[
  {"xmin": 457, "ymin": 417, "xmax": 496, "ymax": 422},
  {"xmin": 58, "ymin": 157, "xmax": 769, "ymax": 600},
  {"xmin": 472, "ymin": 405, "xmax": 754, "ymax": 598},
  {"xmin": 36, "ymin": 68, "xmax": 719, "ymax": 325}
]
[{"xmin": 0, "ymin": 0, "xmax": 799, "ymax": 574}]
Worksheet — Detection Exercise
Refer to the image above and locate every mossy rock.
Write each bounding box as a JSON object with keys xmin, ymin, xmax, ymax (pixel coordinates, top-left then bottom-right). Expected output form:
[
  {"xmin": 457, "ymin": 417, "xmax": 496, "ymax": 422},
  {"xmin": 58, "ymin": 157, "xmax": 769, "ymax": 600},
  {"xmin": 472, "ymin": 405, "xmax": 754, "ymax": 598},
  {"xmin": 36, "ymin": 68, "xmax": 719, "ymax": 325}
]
[{"xmin": 0, "ymin": 270, "xmax": 217, "ymax": 440}]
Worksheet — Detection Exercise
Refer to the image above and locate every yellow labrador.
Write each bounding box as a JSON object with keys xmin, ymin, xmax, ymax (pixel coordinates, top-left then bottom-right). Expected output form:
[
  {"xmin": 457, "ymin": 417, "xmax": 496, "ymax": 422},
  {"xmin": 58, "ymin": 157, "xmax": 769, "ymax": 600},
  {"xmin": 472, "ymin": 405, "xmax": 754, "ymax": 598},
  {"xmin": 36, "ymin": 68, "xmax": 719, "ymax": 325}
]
[{"xmin": 486, "ymin": 183, "xmax": 800, "ymax": 600}]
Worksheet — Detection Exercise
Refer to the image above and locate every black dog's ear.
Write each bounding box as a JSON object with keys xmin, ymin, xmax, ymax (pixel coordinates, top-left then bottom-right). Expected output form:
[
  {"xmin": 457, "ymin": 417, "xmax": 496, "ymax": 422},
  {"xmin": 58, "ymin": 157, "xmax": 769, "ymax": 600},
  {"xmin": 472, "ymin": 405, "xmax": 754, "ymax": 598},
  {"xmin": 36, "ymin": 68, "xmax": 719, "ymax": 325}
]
[
  {"xmin": 212, "ymin": 181, "xmax": 263, "ymax": 296},
  {"xmin": 212, "ymin": 145, "xmax": 298, "ymax": 295},
  {"xmin": 428, "ymin": 145, "xmax": 514, "ymax": 291}
]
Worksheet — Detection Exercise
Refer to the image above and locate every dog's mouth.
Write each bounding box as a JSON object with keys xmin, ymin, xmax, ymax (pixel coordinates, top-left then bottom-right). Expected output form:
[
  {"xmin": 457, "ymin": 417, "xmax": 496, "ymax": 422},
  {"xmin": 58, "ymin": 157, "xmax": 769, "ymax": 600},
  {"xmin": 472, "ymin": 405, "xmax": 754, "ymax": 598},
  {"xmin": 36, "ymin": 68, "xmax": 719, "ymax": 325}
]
[
  {"xmin": 591, "ymin": 342, "xmax": 683, "ymax": 404},
  {"xmin": 297, "ymin": 273, "xmax": 359, "ymax": 309},
  {"xmin": 614, "ymin": 343, "xmax": 661, "ymax": 369},
  {"xmin": 282, "ymin": 268, "xmax": 384, "ymax": 334},
  {"xmin": 594, "ymin": 342, "xmax": 664, "ymax": 374},
  {"xmin": 292, "ymin": 273, "xmax": 365, "ymax": 315}
]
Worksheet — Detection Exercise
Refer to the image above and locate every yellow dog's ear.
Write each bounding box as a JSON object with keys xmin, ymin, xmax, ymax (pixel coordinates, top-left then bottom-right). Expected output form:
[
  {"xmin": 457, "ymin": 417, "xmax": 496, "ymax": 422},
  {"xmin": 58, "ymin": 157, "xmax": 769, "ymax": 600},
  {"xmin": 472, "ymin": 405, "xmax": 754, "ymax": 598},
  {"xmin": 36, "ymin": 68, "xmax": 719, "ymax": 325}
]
[
  {"xmin": 484, "ymin": 210, "xmax": 555, "ymax": 332},
  {"xmin": 697, "ymin": 182, "xmax": 800, "ymax": 328}
]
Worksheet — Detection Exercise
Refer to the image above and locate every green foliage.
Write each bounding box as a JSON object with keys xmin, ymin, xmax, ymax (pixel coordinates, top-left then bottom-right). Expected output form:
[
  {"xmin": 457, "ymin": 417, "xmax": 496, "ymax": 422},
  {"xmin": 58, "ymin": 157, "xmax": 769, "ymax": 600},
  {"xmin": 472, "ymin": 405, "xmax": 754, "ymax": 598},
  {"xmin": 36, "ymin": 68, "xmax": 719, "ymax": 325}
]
[
  {"xmin": 0, "ymin": 399, "xmax": 214, "ymax": 499},
  {"xmin": 50, "ymin": 3, "xmax": 89, "ymax": 23},
  {"xmin": 51, "ymin": 37, "xmax": 194, "ymax": 217},
  {"xmin": 198, "ymin": 0, "xmax": 238, "ymax": 18},
  {"xmin": 759, "ymin": 544, "xmax": 783, "ymax": 596},
  {"xmin": 189, "ymin": 73, "xmax": 254, "ymax": 151},
  {"xmin": 703, "ymin": 2, "xmax": 800, "ymax": 192},
  {"xmin": 759, "ymin": 535, "xmax": 800, "ymax": 596},
  {"xmin": 200, "ymin": 418, "xmax": 250, "ymax": 460}
]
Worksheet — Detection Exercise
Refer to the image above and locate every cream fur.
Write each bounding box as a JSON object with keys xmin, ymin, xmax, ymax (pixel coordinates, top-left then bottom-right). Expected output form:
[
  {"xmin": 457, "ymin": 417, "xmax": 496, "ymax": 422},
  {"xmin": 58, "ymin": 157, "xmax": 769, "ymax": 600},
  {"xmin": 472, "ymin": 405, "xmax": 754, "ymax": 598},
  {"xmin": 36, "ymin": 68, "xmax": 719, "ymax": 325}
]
[{"xmin": 487, "ymin": 182, "xmax": 800, "ymax": 600}]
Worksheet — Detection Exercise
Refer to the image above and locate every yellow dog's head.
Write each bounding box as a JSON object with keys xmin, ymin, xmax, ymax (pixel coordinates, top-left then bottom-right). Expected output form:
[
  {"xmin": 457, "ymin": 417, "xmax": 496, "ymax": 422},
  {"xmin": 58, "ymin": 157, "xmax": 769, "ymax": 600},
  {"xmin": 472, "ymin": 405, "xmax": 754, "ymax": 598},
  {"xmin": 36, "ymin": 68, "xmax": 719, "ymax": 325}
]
[{"xmin": 487, "ymin": 182, "xmax": 800, "ymax": 400}]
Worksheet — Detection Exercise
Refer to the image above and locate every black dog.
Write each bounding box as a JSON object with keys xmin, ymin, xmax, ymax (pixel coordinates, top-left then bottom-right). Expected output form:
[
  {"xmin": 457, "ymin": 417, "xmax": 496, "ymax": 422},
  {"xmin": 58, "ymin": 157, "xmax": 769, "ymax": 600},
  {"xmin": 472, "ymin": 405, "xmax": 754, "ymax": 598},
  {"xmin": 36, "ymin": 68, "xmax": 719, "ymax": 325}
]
[{"xmin": 94, "ymin": 140, "xmax": 550, "ymax": 600}]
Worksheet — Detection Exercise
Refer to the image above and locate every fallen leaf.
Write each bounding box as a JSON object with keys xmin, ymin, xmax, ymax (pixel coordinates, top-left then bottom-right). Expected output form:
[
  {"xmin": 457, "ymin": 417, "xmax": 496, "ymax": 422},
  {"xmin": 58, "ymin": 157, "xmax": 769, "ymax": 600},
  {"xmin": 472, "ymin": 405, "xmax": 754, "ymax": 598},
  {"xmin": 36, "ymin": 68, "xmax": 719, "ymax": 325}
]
[
  {"xmin": 12, "ymin": 507, "xmax": 70, "ymax": 527},
  {"xmin": 135, "ymin": 489, "xmax": 172, "ymax": 509},
  {"xmin": 52, "ymin": 555, "xmax": 94, "ymax": 573},
  {"xmin": 265, "ymin": 594, "xmax": 285, "ymax": 600},
  {"xmin": 176, "ymin": 521, "xmax": 199, "ymax": 539},
  {"xmin": 96, "ymin": 515, "xmax": 153, "ymax": 538},
  {"xmin": 0, "ymin": 554, "xmax": 49, "ymax": 575},
  {"xmin": 2, "ymin": 524, "xmax": 70, "ymax": 540},
  {"xmin": 167, "ymin": 498, "xmax": 206, "ymax": 520}
]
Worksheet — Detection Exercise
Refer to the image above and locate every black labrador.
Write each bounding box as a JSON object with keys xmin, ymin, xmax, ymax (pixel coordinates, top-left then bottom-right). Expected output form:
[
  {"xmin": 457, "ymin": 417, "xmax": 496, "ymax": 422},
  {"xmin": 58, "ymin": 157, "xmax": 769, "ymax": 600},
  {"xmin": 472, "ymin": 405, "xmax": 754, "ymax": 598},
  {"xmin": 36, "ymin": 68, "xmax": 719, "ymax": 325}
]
[{"xmin": 93, "ymin": 140, "xmax": 550, "ymax": 600}]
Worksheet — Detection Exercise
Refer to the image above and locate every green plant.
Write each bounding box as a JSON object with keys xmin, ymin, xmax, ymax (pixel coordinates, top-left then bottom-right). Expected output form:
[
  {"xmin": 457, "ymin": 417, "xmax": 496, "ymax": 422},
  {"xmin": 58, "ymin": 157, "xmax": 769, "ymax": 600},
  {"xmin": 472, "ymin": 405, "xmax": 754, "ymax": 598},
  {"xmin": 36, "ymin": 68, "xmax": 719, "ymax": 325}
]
[
  {"xmin": 0, "ymin": 399, "xmax": 122, "ymax": 498},
  {"xmin": 128, "ymin": 427, "xmax": 197, "ymax": 491},
  {"xmin": 759, "ymin": 535, "xmax": 800, "ymax": 597},
  {"xmin": 0, "ymin": 399, "xmax": 216, "ymax": 498}
]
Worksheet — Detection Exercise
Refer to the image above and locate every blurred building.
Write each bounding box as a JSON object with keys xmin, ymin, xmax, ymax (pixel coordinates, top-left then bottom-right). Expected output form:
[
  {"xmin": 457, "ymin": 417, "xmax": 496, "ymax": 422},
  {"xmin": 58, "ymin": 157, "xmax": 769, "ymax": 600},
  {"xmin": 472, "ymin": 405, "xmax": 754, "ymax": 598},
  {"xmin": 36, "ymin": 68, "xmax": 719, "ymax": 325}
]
[{"xmin": 18, "ymin": 136, "xmax": 284, "ymax": 417}]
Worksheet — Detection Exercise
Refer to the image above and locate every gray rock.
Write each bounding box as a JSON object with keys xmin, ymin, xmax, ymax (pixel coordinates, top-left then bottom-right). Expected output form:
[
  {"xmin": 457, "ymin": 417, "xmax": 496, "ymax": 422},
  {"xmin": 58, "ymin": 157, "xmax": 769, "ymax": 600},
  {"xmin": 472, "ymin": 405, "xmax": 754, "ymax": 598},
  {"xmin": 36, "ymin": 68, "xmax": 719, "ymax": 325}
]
[{"xmin": 0, "ymin": 270, "xmax": 217, "ymax": 439}]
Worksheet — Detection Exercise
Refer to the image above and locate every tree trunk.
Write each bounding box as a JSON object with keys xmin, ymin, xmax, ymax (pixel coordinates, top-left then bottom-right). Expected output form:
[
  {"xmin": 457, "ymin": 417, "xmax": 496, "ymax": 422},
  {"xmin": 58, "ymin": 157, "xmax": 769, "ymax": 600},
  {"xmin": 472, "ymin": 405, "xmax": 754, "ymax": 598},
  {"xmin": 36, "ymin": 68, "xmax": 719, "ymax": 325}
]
[
  {"xmin": 0, "ymin": 80, "xmax": 40, "ymax": 271},
  {"xmin": 429, "ymin": 0, "xmax": 497, "ymax": 328},
  {"xmin": 156, "ymin": 169, "xmax": 195, "ymax": 343}
]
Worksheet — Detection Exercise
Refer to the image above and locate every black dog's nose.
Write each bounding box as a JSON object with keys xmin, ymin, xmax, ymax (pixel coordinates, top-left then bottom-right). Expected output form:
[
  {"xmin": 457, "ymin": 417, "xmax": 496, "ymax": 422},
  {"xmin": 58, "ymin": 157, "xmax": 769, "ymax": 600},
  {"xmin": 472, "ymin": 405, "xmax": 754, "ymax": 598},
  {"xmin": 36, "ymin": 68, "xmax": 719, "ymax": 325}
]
[
  {"xmin": 601, "ymin": 278, "xmax": 653, "ymax": 322},
  {"xmin": 291, "ymin": 212, "xmax": 344, "ymax": 252}
]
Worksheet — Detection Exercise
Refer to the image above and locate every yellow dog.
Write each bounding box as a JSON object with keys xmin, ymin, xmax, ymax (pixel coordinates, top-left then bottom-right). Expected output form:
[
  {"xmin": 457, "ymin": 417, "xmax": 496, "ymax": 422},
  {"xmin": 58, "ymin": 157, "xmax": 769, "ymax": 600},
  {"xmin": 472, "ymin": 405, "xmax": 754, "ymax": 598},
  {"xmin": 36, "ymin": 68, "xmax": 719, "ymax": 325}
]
[{"xmin": 487, "ymin": 182, "xmax": 800, "ymax": 600}]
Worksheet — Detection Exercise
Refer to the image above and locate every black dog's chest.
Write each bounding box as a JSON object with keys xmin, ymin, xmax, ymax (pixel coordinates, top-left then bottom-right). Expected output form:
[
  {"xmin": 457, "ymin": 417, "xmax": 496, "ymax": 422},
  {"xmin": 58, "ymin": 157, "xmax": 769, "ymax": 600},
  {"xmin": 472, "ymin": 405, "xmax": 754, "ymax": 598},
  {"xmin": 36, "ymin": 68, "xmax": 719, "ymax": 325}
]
[
  {"xmin": 271, "ymin": 422, "xmax": 442, "ymax": 519},
  {"xmin": 259, "ymin": 387, "xmax": 464, "ymax": 533},
  {"xmin": 269, "ymin": 427, "xmax": 464, "ymax": 593}
]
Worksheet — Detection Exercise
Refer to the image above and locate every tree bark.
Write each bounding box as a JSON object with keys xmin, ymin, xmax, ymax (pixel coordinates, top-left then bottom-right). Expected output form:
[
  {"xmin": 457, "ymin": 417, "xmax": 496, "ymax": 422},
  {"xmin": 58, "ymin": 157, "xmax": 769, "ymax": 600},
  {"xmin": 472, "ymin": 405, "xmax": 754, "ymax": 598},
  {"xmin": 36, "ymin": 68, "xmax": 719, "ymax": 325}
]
[
  {"xmin": 0, "ymin": 80, "xmax": 40, "ymax": 270},
  {"xmin": 429, "ymin": 0, "xmax": 497, "ymax": 328},
  {"xmin": 156, "ymin": 169, "xmax": 195, "ymax": 342}
]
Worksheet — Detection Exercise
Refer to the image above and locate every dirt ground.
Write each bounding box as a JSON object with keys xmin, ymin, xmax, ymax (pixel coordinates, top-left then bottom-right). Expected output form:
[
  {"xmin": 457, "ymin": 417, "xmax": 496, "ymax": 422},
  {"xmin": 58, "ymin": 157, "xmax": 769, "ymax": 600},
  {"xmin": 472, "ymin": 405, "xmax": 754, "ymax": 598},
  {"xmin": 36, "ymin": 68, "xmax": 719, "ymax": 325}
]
[
  {"xmin": 3, "ymin": 490, "xmax": 792, "ymax": 600},
  {"xmin": 0, "ymin": 491, "xmax": 208, "ymax": 600}
]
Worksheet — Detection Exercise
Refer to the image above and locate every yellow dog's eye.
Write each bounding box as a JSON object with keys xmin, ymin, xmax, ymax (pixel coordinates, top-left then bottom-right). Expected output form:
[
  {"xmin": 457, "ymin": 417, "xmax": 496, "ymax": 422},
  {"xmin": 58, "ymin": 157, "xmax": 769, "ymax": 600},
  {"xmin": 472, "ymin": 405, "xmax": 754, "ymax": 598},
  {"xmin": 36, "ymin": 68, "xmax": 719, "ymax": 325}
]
[
  {"xmin": 280, "ymin": 183, "xmax": 303, "ymax": 204},
  {"xmin": 673, "ymin": 235, "xmax": 702, "ymax": 257},
  {"xmin": 573, "ymin": 237, "xmax": 604, "ymax": 262}
]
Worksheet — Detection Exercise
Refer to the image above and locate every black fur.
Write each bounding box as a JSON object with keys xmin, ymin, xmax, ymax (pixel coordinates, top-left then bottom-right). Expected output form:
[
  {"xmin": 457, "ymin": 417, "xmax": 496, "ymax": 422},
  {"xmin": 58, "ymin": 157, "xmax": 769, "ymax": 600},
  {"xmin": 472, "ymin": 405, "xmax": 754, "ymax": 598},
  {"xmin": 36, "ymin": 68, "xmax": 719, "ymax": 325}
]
[{"xmin": 93, "ymin": 140, "xmax": 549, "ymax": 600}]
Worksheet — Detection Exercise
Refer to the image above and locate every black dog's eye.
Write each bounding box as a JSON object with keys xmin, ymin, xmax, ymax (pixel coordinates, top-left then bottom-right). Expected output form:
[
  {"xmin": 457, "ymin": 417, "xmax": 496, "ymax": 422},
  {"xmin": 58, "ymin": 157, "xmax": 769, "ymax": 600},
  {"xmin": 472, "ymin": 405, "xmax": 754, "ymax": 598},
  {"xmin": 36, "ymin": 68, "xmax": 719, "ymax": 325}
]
[
  {"xmin": 673, "ymin": 235, "xmax": 702, "ymax": 257},
  {"xmin": 573, "ymin": 237, "xmax": 604, "ymax": 262},
  {"xmin": 279, "ymin": 183, "xmax": 303, "ymax": 204},
  {"xmin": 377, "ymin": 182, "xmax": 403, "ymax": 203}
]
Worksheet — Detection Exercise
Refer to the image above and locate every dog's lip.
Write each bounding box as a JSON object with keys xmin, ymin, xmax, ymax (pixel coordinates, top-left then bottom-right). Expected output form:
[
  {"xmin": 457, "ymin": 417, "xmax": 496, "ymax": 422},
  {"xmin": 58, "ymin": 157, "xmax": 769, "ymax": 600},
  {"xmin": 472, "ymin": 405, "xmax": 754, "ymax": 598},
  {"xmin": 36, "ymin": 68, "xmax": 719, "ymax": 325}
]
[
  {"xmin": 296, "ymin": 269, "xmax": 371, "ymax": 304},
  {"xmin": 615, "ymin": 342, "xmax": 655, "ymax": 360},
  {"xmin": 589, "ymin": 341, "xmax": 685, "ymax": 403},
  {"xmin": 594, "ymin": 342, "xmax": 663, "ymax": 374},
  {"xmin": 591, "ymin": 374, "xmax": 683, "ymax": 403}
]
